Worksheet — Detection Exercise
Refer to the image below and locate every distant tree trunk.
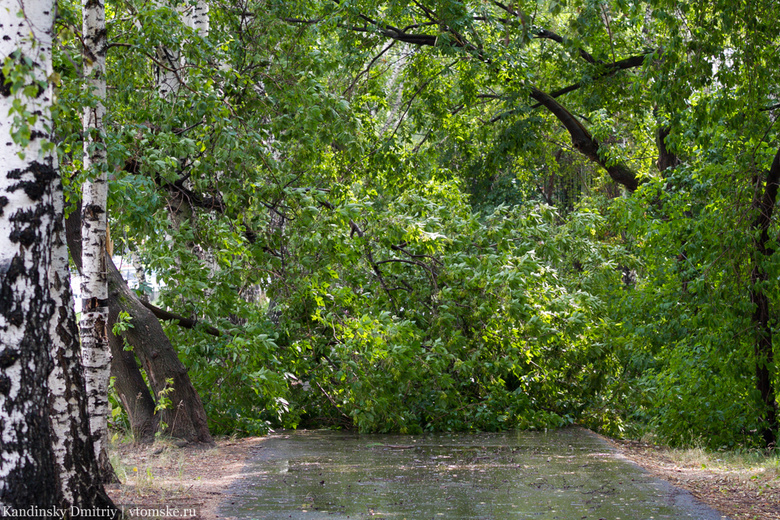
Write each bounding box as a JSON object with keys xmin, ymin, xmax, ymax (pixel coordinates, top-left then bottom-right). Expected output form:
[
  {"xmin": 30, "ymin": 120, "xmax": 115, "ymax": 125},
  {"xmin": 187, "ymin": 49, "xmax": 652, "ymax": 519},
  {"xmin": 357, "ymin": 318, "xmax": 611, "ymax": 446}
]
[
  {"xmin": 80, "ymin": 0, "xmax": 115, "ymax": 480},
  {"xmin": 749, "ymin": 147, "xmax": 780, "ymax": 447},
  {"xmin": 155, "ymin": 0, "xmax": 209, "ymax": 97},
  {"xmin": 184, "ymin": 0, "xmax": 209, "ymax": 36}
]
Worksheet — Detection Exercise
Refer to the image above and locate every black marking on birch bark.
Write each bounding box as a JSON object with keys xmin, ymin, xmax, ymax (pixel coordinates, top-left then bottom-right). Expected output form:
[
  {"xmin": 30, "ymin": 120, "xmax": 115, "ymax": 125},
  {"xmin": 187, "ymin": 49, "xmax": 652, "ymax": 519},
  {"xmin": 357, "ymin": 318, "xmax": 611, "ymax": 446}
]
[
  {"xmin": 0, "ymin": 260, "xmax": 25, "ymax": 327},
  {"xmin": 9, "ymin": 224, "xmax": 37, "ymax": 246},
  {"xmin": 6, "ymin": 309, "xmax": 23, "ymax": 327},
  {"xmin": 82, "ymin": 297, "xmax": 110, "ymax": 311},
  {"xmin": 83, "ymin": 203, "xmax": 106, "ymax": 217},
  {"xmin": 7, "ymin": 161, "xmax": 57, "ymax": 201},
  {"xmin": 9, "ymin": 203, "xmax": 51, "ymax": 247},
  {"xmin": 0, "ymin": 375, "xmax": 10, "ymax": 395},
  {"xmin": 0, "ymin": 196, "xmax": 8, "ymax": 216},
  {"xmin": 4, "ymin": 255, "xmax": 26, "ymax": 282},
  {"xmin": 29, "ymin": 130, "xmax": 47, "ymax": 141},
  {"xmin": 0, "ymin": 69, "xmax": 10, "ymax": 96},
  {"xmin": 0, "ymin": 349, "xmax": 19, "ymax": 368}
]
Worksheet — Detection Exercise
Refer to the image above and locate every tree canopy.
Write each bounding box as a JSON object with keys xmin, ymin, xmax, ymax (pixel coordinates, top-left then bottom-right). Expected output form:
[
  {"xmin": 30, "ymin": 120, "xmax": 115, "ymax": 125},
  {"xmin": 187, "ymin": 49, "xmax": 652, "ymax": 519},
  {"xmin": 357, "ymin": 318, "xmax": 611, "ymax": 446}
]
[{"xmin": 37, "ymin": 0, "xmax": 780, "ymax": 448}]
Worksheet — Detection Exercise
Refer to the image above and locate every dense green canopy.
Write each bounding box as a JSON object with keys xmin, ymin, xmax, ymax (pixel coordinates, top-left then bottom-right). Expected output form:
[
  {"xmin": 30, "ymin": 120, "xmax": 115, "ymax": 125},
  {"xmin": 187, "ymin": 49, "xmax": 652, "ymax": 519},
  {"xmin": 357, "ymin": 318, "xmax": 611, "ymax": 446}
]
[{"xmin": 52, "ymin": 0, "xmax": 780, "ymax": 448}]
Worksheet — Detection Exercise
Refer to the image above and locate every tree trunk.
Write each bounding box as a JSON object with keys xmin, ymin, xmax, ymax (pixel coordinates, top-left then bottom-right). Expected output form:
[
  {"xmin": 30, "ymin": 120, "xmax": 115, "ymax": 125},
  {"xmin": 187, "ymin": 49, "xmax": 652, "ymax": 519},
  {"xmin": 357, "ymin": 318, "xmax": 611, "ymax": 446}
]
[
  {"xmin": 155, "ymin": 0, "xmax": 209, "ymax": 97},
  {"xmin": 749, "ymin": 147, "xmax": 780, "ymax": 447},
  {"xmin": 107, "ymin": 257, "xmax": 213, "ymax": 444},
  {"xmin": 48, "ymin": 172, "xmax": 116, "ymax": 508},
  {"xmin": 108, "ymin": 303, "xmax": 159, "ymax": 444},
  {"xmin": 0, "ymin": 0, "xmax": 59, "ymax": 505},
  {"xmin": 66, "ymin": 208, "xmax": 212, "ymax": 445},
  {"xmin": 80, "ymin": 0, "xmax": 114, "ymax": 480},
  {"xmin": 1, "ymin": 0, "xmax": 115, "ymax": 510}
]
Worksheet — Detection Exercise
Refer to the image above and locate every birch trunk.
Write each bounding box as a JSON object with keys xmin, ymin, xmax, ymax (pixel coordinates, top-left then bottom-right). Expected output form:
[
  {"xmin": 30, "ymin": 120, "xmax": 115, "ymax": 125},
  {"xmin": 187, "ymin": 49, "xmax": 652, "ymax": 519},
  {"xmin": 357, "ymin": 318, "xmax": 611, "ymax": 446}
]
[
  {"xmin": 0, "ymin": 0, "xmax": 59, "ymax": 505},
  {"xmin": 155, "ymin": 0, "xmax": 209, "ymax": 97},
  {"xmin": 80, "ymin": 0, "xmax": 114, "ymax": 479},
  {"xmin": 48, "ymin": 172, "xmax": 116, "ymax": 508}
]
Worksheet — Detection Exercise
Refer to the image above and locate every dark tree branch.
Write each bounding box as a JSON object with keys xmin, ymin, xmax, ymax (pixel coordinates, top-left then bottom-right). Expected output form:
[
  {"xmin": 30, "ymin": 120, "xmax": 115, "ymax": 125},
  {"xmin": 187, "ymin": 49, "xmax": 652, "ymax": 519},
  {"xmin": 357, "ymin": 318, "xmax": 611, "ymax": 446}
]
[
  {"xmin": 308, "ymin": 5, "xmax": 645, "ymax": 191},
  {"xmin": 140, "ymin": 301, "xmax": 222, "ymax": 337},
  {"xmin": 530, "ymin": 53, "xmax": 650, "ymax": 109},
  {"xmin": 529, "ymin": 87, "xmax": 638, "ymax": 191},
  {"xmin": 376, "ymin": 257, "xmax": 438, "ymax": 291},
  {"xmin": 534, "ymin": 28, "xmax": 598, "ymax": 64}
]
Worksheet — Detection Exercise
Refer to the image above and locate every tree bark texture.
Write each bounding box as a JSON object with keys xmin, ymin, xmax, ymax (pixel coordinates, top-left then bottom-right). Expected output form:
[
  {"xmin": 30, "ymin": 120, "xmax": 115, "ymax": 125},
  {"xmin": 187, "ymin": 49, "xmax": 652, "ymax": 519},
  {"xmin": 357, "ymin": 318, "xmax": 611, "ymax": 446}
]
[
  {"xmin": 750, "ymin": 147, "xmax": 780, "ymax": 447},
  {"xmin": 107, "ymin": 257, "xmax": 213, "ymax": 444},
  {"xmin": 80, "ymin": 0, "xmax": 114, "ymax": 479},
  {"xmin": 155, "ymin": 0, "xmax": 209, "ymax": 97},
  {"xmin": 0, "ymin": 0, "xmax": 59, "ymax": 506},
  {"xmin": 108, "ymin": 305, "xmax": 159, "ymax": 444},
  {"xmin": 68, "ymin": 207, "xmax": 158, "ymax": 443},
  {"xmin": 48, "ymin": 172, "xmax": 116, "ymax": 508},
  {"xmin": 183, "ymin": 0, "xmax": 209, "ymax": 37}
]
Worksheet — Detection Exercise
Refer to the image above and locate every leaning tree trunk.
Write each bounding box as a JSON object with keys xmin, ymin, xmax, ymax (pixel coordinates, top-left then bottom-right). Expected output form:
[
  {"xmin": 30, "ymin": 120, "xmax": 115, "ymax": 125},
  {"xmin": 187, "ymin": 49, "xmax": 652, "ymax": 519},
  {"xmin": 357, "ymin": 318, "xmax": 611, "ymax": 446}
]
[
  {"xmin": 66, "ymin": 208, "xmax": 212, "ymax": 445},
  {"xmin": 80, "ymin": 0, "xmax": 115, "ymax": 480},
  {"xmin": 108, "ymin": 303, "xmax": 159, "ymax": 444},
  {"xmin": 749, "ymin": 147, "xmax": 780, "ymax": 447},
  {"xmin": 107, "ymin": 257, "xmax": 213, "ymax": 443}
]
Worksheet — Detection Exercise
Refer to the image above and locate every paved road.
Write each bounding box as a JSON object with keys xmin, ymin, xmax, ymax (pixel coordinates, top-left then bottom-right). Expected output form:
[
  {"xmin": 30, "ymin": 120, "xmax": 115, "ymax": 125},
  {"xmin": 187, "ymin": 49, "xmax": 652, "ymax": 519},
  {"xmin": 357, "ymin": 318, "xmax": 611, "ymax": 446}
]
[{"xmin": 219, "ymin": 428, "xmax": 729, "ymax": 520}]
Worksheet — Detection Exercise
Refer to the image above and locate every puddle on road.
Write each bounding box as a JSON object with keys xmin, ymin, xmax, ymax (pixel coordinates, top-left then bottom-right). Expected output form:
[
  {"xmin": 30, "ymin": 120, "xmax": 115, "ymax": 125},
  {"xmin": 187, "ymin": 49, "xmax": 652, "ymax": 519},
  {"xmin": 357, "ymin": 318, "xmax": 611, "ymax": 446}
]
[{"xmin": 220, "ymin": 427, "xmax": 728, "ymax": 520}]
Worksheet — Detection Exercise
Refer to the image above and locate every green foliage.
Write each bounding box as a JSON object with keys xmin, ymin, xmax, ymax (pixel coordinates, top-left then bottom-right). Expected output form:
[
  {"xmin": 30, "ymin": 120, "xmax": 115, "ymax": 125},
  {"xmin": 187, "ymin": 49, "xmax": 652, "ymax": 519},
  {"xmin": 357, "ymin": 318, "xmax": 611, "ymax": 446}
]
[
  {"xmin": 51, "ymin": 0, "xmax": 780, "ymax": 448},
  {"xmin": 271, "ymin": 176, "xmax": 627, "ymax": 433},
  {"xmin": 111, "ymin": 311, "xmax": 134, "ymax": 351}
]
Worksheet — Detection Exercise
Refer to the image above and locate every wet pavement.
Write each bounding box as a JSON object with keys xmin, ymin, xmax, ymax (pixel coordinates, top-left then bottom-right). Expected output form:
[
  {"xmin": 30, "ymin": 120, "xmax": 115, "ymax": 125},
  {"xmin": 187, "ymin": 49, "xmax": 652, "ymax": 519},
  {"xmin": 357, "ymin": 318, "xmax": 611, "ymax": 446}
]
[{"xmin": 219, "ymin": 427, "xmax": 729, "ymax": 520}]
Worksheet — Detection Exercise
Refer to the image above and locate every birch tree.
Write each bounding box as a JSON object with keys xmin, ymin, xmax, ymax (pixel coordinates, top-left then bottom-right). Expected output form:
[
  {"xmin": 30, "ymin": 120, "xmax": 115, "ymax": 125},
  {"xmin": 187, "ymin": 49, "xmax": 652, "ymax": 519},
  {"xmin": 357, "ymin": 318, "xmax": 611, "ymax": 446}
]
[
  {"xmin": 1, "ymin": 0, "xmax": 113, "ymax": 509},
  {"xmin": 48, "ymin": 168, "xmax": 115, "ymax": 508},
  {"xmin": 0, "ymin": 0, "xmax": 59, "ymax": 504},
  {"xmin": 79, "ymin": 0, "xmax": 114, "ymax": 478},
  {"xmin": 85, "ymin": 0, "xmax": 215, "ymax": 444}
]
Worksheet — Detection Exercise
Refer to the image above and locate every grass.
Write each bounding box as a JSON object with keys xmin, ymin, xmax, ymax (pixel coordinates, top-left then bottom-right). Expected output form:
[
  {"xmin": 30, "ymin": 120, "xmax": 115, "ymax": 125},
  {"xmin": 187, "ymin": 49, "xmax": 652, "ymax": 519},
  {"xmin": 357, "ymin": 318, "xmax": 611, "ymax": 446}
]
[
  {"xmin": 108, "ymin": 434, "xmax": 202, "ymax": 497},
  {"xmin": 660, "ymin": 444, "xmax": 780, "ymax": 477}
]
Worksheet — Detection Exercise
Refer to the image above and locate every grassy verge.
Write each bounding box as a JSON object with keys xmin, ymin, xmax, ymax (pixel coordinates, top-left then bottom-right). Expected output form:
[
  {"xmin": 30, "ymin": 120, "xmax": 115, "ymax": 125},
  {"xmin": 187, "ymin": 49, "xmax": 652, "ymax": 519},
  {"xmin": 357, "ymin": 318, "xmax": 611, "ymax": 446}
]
[{"xmin": 611, "ymin": 436, "xmax": 780, "ymax": 520}]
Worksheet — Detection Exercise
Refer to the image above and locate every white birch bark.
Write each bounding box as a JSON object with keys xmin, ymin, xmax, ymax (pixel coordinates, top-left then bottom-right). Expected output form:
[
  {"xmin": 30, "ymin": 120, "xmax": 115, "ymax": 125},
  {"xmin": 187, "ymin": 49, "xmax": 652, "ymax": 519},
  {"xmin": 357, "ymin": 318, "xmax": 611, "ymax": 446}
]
[
  {"xmin": 48, "ymin": 169, "xmax": 115, "ymax": 507},
  {"xmin": 0, "ymin": 0, "xmax": 59, "ymax": 505},
  {"xmin": 80, "ymin": 0, "xmax": 112, "ymax": 474},
  {"xmin": 185, "ymin": 0, "xmax": 209, "ymax": 37},
  {"xmin": 155, "ymin": 0, "xmax": 209, "ymax": 97}
]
